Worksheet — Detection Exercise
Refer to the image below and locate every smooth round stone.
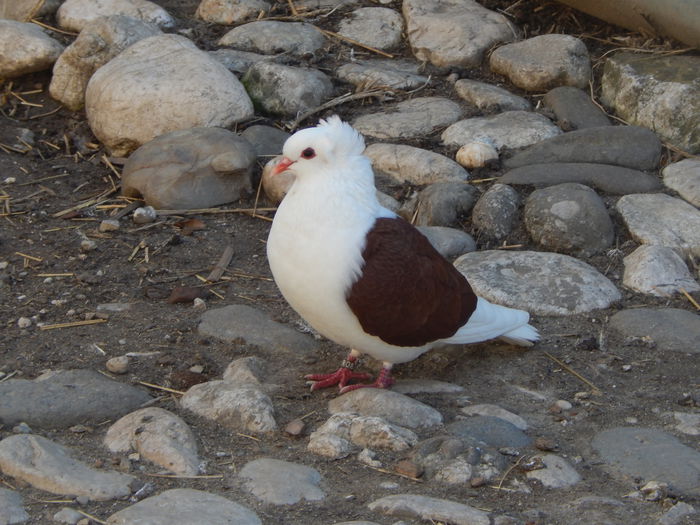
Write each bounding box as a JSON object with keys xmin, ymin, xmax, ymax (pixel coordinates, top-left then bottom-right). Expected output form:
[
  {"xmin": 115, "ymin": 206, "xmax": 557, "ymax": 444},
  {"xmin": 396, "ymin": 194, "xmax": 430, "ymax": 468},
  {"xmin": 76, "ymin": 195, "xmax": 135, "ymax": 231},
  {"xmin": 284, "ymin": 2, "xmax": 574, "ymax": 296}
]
[
  {"xmin": 337, "ymin": 7, "xmax": 404, "ymax": 50},
  {"xmin": 608, "ymin": 308, "xmax": 700, "ymax": 353},
  {"xmin": 471, "ymin": 183, "xmax": 520, "ymax": 241},
  {"xmin": 663, "ymin": 158, "xmax": 700, "ymax": 207},
  {"xmin": 543, "ymin": 86, "xmax": 611, "ymax": 130},
  {"xmin": 622, "ymin": 245, "xmax": 699, "ymax": 297},
  {"xmin": 454, "ymin": 79, "xmax": 531, "ymax": 111},
  {"xmin": 0, "ymin": 20, "xmax": 64, "ymax": 78},
  {"xmin": 218, "ymin": 20, "xmax": 325, "ymax": 57}
]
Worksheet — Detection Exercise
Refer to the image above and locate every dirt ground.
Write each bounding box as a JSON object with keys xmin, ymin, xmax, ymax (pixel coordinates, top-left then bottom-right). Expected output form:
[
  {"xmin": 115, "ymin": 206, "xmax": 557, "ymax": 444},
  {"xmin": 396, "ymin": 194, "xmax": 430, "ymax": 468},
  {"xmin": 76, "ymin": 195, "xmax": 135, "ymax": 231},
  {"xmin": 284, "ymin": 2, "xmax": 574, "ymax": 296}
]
[{"xmin": 1, "ymin": 1, "xmax": 698, "ymax": 524}]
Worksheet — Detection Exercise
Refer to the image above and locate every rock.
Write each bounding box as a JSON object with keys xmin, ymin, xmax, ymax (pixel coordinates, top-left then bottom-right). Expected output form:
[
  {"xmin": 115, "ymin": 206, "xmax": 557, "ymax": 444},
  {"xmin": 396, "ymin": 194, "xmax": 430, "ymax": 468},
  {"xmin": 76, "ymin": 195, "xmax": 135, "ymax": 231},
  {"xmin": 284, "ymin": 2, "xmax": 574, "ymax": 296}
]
[
  {"xmin": 616, "ymin": 193, "xmax": 700, "ymax": 258},
  {"xmin": 524, "ymin": 183, "xmax": 614, "ymax": 256},
  {"xmin": 663, "ymin": 158, "xmax": 700, "ymax": 207},
  {"xmin": 392, "ymin": 379, "xmax": 464, "ymax": 395},
  {"xmin": 208, "ymin": 48, "xmax": 275, "ymax": 75},
  {"xmin": 368, "ymin": 494, "xmax": 490, "ymax": 525},
  {"xmin": 448, "ymin": 416, "xmax": 531, "ymax": 448},
  {"xmin": 592, "ymin": 427, "xmax": 700, "ymax": 496},
  {"xmin": 403, "ymin": 0, "xmax": 516, "ymax": 68},
  {"xmin": 455, "ymin": 142, "xmax": 499, "ymax": 170},
  {"xmin": 336, "ymin": 60, "xmax": 429, "ymax": 91},
  {"xmin": 54, "ymin": 507, "xmax": 84, "ymax": 524},
  {"xmin": 0, "ymin": 488, "xmax": 28, "ymax": 525},
  {"xmin": 239, "ymin": 458, "xmax": 325, "ymax": 505},
  {"xmin": 353, "ymin": 97, "xmax": 463, "ymax": 140},
  {"xmin": 660, "ymin": 502, "xmax": 697, "ymax": 525},
  {"xmin": 99, "ymin": 219, "xmax": 120, "ymax": 232},
  {"xmin": 0, "ymin": 0, "xmax": 61, "ymax": 21},
  {"xmin": 242, "ymin": 62, "xmax": 333, "ymax": 117},
  {"xmin": 471, "ymin": 183, "xmax": 520, "ymax": 240},
  {"xmin": 219, "ymin": 21, "xmax": 325, "ymax": 57},
  {"xmin": 608, "ymin": 308, "xmax": 700, "ymax": 354},
  {"xmin": 365, "ymin": 143, "xmax": 469, "ymax": 186},
  {"xmin": 104, "ymin": 407, "xmax": 200, "ymax": 476},
  {"xmin": 454, "ymin": 79, "xmax": 531, "ymax": 111},
  {"xmin": 543, "ymin": 86, "xmax": 611, "ymax": 130},
  {"xmin": 105, "ymin": 488, "xmax": 261, "ymax": 525},
  {"xmin": 601, "ymin": 52, "xmax": 700, "ymax": 154},
  {"xmin": 0, "ymin": 434, "xmax": 136, "ymax": 501},
  {"xmin": 85, "ymin": 34, "xmax": 253, "ymax": 156},
  {"xmin": 0, "ymin": 20, "xmax": 64, "ymax": 78},
  {"xmin": 181, "ymin": 381, "xmax": 277, "ymax": 434},
  {"xmin": 460, "ymin": 404, "xmax": 528, "ymax": 430},
  {"xmin": 415, "ymin": 226, "xmax": 476, "ymax": 259},
  {"xmin": 57, "ymin": 0, "xmax": 174, "ymax": 32},
  {"xmin": 504, "ymin": 125, "xmax": 662, "ymax": 170},
  {"xmin": 454, "ymin": 250, "xmax": 621, "ymax": 315},
  {"xmin": 500, "ymin": 163, "xmax": 662, "ymax": 195},
  {"xmin": 132, "ymin": 206, "xmax": 156, "ymax": 224},
  {"xmin": 337, "ymin": 7, "xmax": 404, "ymax": 50},
  {"xmin": 241, "ymin": 125, "xmax": 289, "ymax": 157},
  {"xmin": 442, "ymin": 111, "xmax": 561, "ymax": 151},
  {"xmin": 261, "ymin": 156, "xmax": 295, "ymax": 205},
  {"xmin": 433, "ymin": 457, "xmax": 474, "ymax": 484},
  {"xmin": 198, "ymin": 304, "xmax": 317, "ymax": 354},
  {"xmin": 490, "ymin": 34, "xmax": 591, "ymax": 91},
  {"xmin": 402, "ymin": 182, "xmax": 478, "ymax": 227},
  {"xmin": 308, "ymin": 413, "xmax": 355, "ymax": 459},
  {"xmin": 525, "ymin": 454, "xmax": 581, "ymax": 488},
  {"xmin": 223, "ymin": 356, "xmax": 268, "ymax": 385},
  {"xmin": 49, "ymin": 15, "xmax": 161, "ymax": 111},
  {"xmin": 106, "ymin": 355, "xmax": 129, "ymax": 374},
  {"xmin": 329, "ymin": 389, "xmax": 443, "ymax": 429},
  {"xmin": 121, "ymin": 127, "xmax": 255, "ymax": 209},
  {"xmin": 622, "ymin": 245, "xmax": 699, "ymax": 296},
  {"xmin": 350, "ymin": 416, "xmax": 418, "ymax": 452},
  {"xmin": 196, "ymin": 0, "xmax": 271, "ymax": 24},
  {"xmin": 0, "ymin": 369, "xmax": 151, "ymax": 428},
  {"xmin": 672, "ymin": 412, "xmax": 700, "ymax": 436}
]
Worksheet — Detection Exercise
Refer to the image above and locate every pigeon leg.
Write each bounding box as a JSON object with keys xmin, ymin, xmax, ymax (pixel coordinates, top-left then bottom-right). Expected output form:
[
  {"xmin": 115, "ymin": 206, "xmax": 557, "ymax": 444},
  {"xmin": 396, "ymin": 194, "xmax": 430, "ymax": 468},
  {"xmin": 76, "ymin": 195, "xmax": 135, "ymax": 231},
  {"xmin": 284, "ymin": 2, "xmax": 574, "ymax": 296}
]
[
  {"xmin": 338, "ymin": 363, "xmax": 394, "ymax": 394},
  {"xmin": 305, "ymin": 349, "xmax": 372, "ymax": 391}
]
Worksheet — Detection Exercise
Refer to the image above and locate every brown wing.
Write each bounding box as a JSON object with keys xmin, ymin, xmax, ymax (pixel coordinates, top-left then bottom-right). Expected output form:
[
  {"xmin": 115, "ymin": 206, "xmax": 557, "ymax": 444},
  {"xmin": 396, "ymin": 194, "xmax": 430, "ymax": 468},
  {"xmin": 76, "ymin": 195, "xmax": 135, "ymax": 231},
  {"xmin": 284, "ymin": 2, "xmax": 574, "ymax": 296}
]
[{"xmin": 346, "ymin": 217, "xmax": 477, "ymax": 347}]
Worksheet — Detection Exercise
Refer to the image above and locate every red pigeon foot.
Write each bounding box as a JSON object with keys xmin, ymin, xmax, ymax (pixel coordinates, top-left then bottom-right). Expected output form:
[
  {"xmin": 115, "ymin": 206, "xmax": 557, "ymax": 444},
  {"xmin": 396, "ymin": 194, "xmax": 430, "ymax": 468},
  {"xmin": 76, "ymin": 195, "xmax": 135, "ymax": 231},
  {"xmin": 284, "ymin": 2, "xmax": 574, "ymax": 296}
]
[
  {"xmin": 305, "ymin": 367, "xmax": 372, "ymax": 391},
  {"xmin": 338, "ymin": 366, "xmax": 394, "ymax": 394}
]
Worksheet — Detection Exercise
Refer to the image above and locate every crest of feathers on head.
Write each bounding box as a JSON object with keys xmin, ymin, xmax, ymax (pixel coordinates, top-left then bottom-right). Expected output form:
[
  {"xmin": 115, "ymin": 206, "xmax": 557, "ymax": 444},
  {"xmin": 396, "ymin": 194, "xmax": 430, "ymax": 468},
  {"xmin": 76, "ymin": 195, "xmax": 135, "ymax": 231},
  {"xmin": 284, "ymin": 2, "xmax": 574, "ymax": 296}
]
[{"xmin": 316, "ymin": 115, "xmax": 366, "ymax": 158}]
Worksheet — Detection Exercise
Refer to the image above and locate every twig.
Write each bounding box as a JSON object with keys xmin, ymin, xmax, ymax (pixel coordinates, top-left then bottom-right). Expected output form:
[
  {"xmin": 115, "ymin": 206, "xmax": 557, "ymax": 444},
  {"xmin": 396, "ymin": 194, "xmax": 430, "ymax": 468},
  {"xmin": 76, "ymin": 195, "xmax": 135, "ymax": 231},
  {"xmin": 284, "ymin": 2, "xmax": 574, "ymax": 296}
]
[
  {"xmin": 15, "ymin": 251, "xmax": 42, "ymax": 262},
  {"xmin": 144, "ymin": 473, "xmax": 223, "ymax": 479},
  {"xmin": 27, "ymin": 105, "xmax": 62, "ymax": 119},
  {"xmin": 39, "ymin": 319, "xmax": 107, "ymax": 330},
  {"xmin": 317, "ymin": 27, "xmax": 394, "ymax": 58},
  {"xmin": 206, "ymin": 245, "xmax": 235, "ymax": 282},
  {"xmin": 155, "ymin": 206, "xmax": 276, "ymax": 216},
  {"xmin": 137, "ymin": 381, "xmax": 185, "ymax": 395},
  {"xmin": 542, "ymin": 351, "xmax": 602, "ymax": 394},
  {"xmin": 497, "ymin": 454, "xmax": 526, "ymax": 489},
  {"xmin": 0, "ymin": 371, "xmax": 17, "ymax": 383},
  {"xmin": 288, "ymin": 89, "xmax": 390, "ymax": 131},
  {"xmin": 364, "ymin": 465, "xmax": 423, "ymax": 483},
  {"xmin": 76, "ymin": 510, "xmax": 107, "ymax": 525},
  {"xmin": 18, "ymin": 173, "xmax": 71, "ymax": 186},
  {"xmin": 30, "ymin": 18, "xmax": 77, "ymax": 36},
  {"xmin": 680, "ymin": 288, "xmax": 700, "ymax": 310},
  {"xmin": 237, "ymin": 433, "xmax": 261, "ymax": 441},
  {"xmin": 37, "ymin": 273, "xmax": 74, "ymax": 277}
]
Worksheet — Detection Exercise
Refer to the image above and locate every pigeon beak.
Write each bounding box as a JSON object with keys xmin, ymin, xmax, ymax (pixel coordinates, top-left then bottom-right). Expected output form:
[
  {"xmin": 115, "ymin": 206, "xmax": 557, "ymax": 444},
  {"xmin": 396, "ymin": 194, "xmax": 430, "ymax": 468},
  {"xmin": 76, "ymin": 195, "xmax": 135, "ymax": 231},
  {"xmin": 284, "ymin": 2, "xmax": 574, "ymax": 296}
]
[{"xmin": 272, "ymin": 157, "xmax": 294, "ymax": 175}]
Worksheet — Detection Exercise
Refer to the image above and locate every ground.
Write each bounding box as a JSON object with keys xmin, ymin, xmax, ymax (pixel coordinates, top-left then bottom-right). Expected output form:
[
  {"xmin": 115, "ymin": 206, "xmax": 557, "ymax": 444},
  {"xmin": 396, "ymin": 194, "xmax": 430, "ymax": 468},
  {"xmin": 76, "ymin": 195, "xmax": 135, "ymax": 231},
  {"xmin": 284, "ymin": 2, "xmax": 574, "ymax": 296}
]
[{"xmin": 1, "ymin": 1, "xmax": 698, "ymax": 524}]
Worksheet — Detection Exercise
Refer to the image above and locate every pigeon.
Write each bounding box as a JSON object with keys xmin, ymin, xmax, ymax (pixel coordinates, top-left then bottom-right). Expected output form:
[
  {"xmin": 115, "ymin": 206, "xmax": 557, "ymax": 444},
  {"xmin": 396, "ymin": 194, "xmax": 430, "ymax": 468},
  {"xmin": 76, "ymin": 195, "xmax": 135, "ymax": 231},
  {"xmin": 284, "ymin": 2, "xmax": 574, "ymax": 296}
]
[{"xmin": 266, "ymin": 116, "xmax": 538, "ymax": 393}]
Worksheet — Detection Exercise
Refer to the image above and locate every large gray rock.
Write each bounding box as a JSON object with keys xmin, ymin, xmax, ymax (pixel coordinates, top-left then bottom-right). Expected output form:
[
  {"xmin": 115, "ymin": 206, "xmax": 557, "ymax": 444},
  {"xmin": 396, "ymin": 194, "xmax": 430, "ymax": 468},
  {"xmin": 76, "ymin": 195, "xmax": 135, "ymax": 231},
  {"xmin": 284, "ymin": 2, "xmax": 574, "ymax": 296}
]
[
  {"xmin": 524, "ymin": 183, "xmax": 614, "ymax": 256},
  {"xmin": 368, "ymin": 494, "xmax": 490, "ymax": 525},
  {"xmin": 0, "ymin": 20, "xmax": 64, "ymax": 78},
  {"xmin": 617, "ymin": 193, "xmax": 700, "ymax": 258},
  {"xmin": 337, "ymin": 7, "xmax": 404, "ymax": 51},
  {"xmin": 543, "ymin": 86, "xmax": 611, "ymax": 130},
  {"xmin": 208, "ymin": 48, "xmax": 275, "ymax": 75},
  {"xmin": 454, "ymin": 79, "xmax": 531, "ymax": 111},
  {"xmin": 448, "ymin": 416, "xmax": 531, "ymax": 448},
  {"xmin": 0, "ymin": 435, "xmax": 137, "ymax": 501},
  {"xmin": 57, "ymin": 0, "xmax": 174, "ymax": 32},
  {"xmin": 239, "ymin": 458, "xmax": 325, "ymax": 505},
  {"xmin": 504, "ymin": 126, "xmax": 662, "ymax": 170},
  {"xmin": 402, "ymin": 182, "xmax": 478, "ymax": 227},
  {"xmin": 454, "ymin": 250, "xmax": 621, "ymax": 315},
  {"xmin": 663, "ymin": 158, "xmax": 700, "ymax": 207},
  {"xmin": 196, "ymin": 0, "xmax": 271, "ymax": 24},
  {"xmin": 241, "ymin": 125, "xmax": 289, "ymax": 157},
  {"xmin": 336, "ymin": 59, "xmax": 429, "ymax": 90},
  {"xmin": 601, "ymin": 52, "xmax": 700, "ymax": 154},
  {"xmin": 622, "ymin": 245, "xmax": 699, "ymax": 297},
  {"xmin": 365, "ymin": 143, "xmax": 468, "ymax": 185},
  {"xmin": 500, "ymin": 163, "xmax": 662, "ymax": 195},
  {"xmin": 0, "ymin": 0, "xmax": 61, "ymax": 21},
  {"xmin": 416, "ymin": 226, "xmax": 476, "ymax": 259},
  {"xmin": 442, "ymin": 111, "xmax": 561, "ymax": 151},
  {"xmin": 0, "ymin": 488, "xmax": 28, "ymax": 525},
  {"xmin": 403, "ymin": 0, "xmax": 516, "ymax": 68},
  {"xmin": 86, "ymin": 34, "xmax": 253, "ymax": 156},
  {"xmin": 472, "ymin": 183, "xmax": 520, "ymax": 241},
  {"xmin": 608, "ymin": 308, "xmax": 700, "ymax": 353},
  {"xmin": 0, "ymin": 369, "xmax": 151, "ymax": 428},
  {"xmin": 219, "ymin": 21, "xmax": 325, "ymax": 57},
  {"xmin": 592, "ymin": 427, "xmax": 700, "ymax": 496},
  {"xmin": 106, "ymin": 488, "xmax": 261, "ymax": 525},
  {"xmin": 122, "ymin": 127, "xmax": 255, "ymax": 209}
]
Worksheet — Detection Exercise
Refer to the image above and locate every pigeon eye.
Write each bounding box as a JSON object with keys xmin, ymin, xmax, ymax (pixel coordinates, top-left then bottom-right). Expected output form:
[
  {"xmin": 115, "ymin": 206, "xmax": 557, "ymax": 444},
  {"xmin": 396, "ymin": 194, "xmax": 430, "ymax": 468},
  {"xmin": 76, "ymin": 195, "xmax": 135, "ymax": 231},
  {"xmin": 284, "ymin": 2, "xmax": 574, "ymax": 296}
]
[{"xmin": 301, "ymin": 147, "xmax": 316, "ymax": 159}]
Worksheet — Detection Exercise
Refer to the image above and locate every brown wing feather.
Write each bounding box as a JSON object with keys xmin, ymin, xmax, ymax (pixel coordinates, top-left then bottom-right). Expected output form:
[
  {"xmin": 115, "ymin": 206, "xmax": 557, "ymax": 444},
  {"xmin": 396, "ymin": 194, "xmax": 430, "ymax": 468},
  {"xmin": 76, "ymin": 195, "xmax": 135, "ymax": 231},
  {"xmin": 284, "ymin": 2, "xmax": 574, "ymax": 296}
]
[{"xmin": 346, "ymin": 217, "xmax": 477, "ymax": 347}]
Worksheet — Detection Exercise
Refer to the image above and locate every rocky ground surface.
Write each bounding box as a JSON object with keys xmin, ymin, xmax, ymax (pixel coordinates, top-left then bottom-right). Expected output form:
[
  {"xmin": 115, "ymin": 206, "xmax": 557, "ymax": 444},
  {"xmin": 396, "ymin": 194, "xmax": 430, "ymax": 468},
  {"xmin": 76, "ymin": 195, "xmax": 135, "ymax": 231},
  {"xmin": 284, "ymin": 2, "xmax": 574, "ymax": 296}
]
[{"xmin": 1, "ymin": 1, "xmax": 699, "ymax": 524}]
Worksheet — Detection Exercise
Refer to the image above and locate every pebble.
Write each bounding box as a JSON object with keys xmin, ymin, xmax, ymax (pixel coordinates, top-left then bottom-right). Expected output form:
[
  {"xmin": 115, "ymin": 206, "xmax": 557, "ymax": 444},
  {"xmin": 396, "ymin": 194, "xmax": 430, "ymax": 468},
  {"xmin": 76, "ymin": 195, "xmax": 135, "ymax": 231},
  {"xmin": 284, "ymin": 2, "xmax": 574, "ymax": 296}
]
[
  {"xmin": 460, "ymin": 404, "xmax": 528, "ymax": 430},
  {"xmin": 455, "ymin": 141, "xmax": 499, "ymax": 169},
  {"xmin": 133, "ymin": 206, "xmax": 157, "ymax": 223},
  {"xmin": 16, "ymin": 317, "xmax": 31, "ymax": 329},
  {"xmin": 106, "ymin": 355, "xmax": 130, "ymax": 374},
  {"xmin": 99, "ymin": 219, "xmax": 120, "ymax": 232},
  {"xmin": 525, "ymin": 454, "xmax": 581, "ymax": 488},
  {"xmin": 239, "ymin": 458, "xmax": 325, "ymax": 505},
  {"xmin": 54, "ymin": 506, "xmax": 84, "ymax": 524},
  {"xmin": 368, "ymin": 494, "xmax": 491, "ymax": 525}
]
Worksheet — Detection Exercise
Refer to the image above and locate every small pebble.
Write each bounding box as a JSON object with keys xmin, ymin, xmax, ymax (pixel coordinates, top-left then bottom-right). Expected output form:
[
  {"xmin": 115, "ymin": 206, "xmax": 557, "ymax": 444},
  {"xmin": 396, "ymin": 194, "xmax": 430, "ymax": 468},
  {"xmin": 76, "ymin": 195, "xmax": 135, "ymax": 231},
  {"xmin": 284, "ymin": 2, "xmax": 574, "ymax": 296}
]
[
  {"xmin": 133, "ymin": 206, "xmax": 157, "ymax": 224},
  {"xmin": 0, "ymin": 261, "xmax": 8, "ymax": 269},
  {"xmin": 54, "ymin": 507, "xmax": 84, "ymax": 525},
  {"xmin": 17, "ymin": 317, "xmax": 31, "ymax": 328},
  {"xmin": 99, "ymin": 219, "xmax": 120, "ymax": 232},
  {"xmin": 3, "ymin": 177, "xmax": 16, "ymax": 184},
  {"xmin": 284, "ymin": 418, "xmax": 305, "ymax": 436},
  {"xmin": 394, "ymin": 459, "xmax": 423, "ymax": 479},
  {"xmin": 193, "ymin": 297, "xmax": 206, "ymax": 310},
  {"xmin": 555, "ymin": 399, "xmax": 572, "ymax": 410},
  {"xmin": 75, "ymin": 495, "xmax": 90, "ymax": 505},
  {"xmin": 13, "ymin": 422, "xmax": 32, "ymax": 433},
  {"xmin": 80, "ymin": 239, "xmax": 97, "ymax": 252},
  {"xmin": 534, "ymin": 437, "xmax": 557, "ymax": 451},
  {"xmin": 380, "ymin": 481, "xmax": 399, "ymax": 490},
  {"xmin": 622, "ymin": 364, "xmax": 632, "ymax": 372},
  {"xmin": 106, "ymin": 355, "xmax": 129, "ymax": 374}
]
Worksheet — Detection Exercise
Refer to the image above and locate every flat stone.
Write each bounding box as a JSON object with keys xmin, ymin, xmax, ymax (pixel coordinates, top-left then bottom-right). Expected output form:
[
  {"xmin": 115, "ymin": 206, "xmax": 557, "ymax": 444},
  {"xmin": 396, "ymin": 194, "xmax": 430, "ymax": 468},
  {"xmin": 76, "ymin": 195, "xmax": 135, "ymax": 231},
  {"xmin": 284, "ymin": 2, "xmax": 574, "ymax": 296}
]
[
  {"xmin": 490, "ymin": 34, "xmax": 590, "ymax": 91},
  {"xmin": 543, "ymin": 86, "xmax": 611, "ymax": 130},
  {"xmin": 415, "ymin": 226, "xmax": 476, "ymax": 259},
  {"xmin": 104, "ymin": 407, "xmax": 200, "ymax": 476},
  {"xmin": 525, "ymin": 454, "xmax": 581, "ymax": 488},
  {"xmin": 524, "ymin": 183, "xmax": 614, "ymax": 256},
  {"xmin": 617, "ymin": 193, "xmax": 700, "ymax": 258},
  {"xmin": 0, "ymin": 20, "xmax": 64, "ymax": 78},
  {"xmin": 219, "ymin": 21, "xmax": 325, "ymax": 57},
  {"xmin": 239, "ymin": 458, "xmax": 325, "ymax": 505},
  {"xmin": 403, "ymin": 0, "xmax": 516, "ymax": 68},
  {"xmin": 601, "ymin": 52, "xmax": 700, "ymax": 154},
  {"xmin": 196, "ymin": 0, "xmax": 271, "ymax": 24},
  {"xmin": 337, "ymin": 7, "xmax": 403, "ymax": 50},
  {"xmin": 329, "ymin": 389, "xmax": 443, "ymax": 429},
  {"xmin": 402, "ymin": 182, "xmax": 478, "ymax": 227},
  {"xmin": 0, "ymin": 488, "xmax": 28, "ymax": 525},
  {"xmin": 198, "ymin": 304, "xmax": 316, "ymax": 354},
  {"xmin": 57, "ymin": 0, "xmax": 173, "ymax": 32},
  {"xmin": 106, "ymin": 488, "xmax": 261, "ymax": 525},
  {"xmin": 504, "ymin": 126, "xmax": 662, "ymax": 171},
  {"xmin": 500, "ymin": 163, "xmax": 662, "ymax": 195},
  {"xmin": 122, "ymin": 127, "xmax": 255, "ymax": 209},
  {"xmin": 460, "ymin": 404, "xmax": 527, "ymax": 430},
  {"xmin": 365, "ymin": 143, "xmax": 469, "ymax": 185},
  {"xmin": 241, "ymin": 125, "xmax": 289, "ymax": 157},
  {"xmin": 336, "ymin": 59, "xmax": 429, "ymax": 90},
  {"xmin": 0, "ymin": 435, "xmax": 136, "ymax": 501},
  {"xmin": 392, "ymin": 379, "xmax": 464, "ymax": 395},
  {"xmin": 622, "ymin": 245, "xmax": 699, "ymax": 297},
  {"xmin": 471, "ymin": 183, "xmax": 520, "ymax": 240},
  {"xmin": 663, "ymin": 158, "xmax": 700, "ymax": 207},
  {"xmin": 442, "ymin": 111, "xmax": 561, "ymax": 151},
  {"xmin": 0, "ymin": 369, "xmax": 151, "ymax": 428},
  {"xmin": 454, "ymin": 79, "xmax": 530, "ymax": 111},
  {"xmin": 454, "ymin": 250, "xmax": 621, "ymax": 316},
  {"xmin": 353, "ymin": 97, "xmax": 462, "ymax": 140},
  {"xmin": 448, "ymin": 416, "xmax": 531, "ymax": 448},
  {"xmin": 592, "ymin": 427, "xmax": 700, "ymax": 496},
  {"xmin": 368, "ymin": 494, "xmax": 490, "ymax": 525},
  {"xmin": 608, "ymin": 308, "xmax": 700, "ymax": 353}
]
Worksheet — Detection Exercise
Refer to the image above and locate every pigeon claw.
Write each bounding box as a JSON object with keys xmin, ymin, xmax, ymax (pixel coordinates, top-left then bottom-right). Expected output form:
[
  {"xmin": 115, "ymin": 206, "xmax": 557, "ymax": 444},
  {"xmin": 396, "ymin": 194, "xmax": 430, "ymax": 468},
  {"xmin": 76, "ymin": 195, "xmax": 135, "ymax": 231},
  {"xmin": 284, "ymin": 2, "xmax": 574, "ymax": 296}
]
[
  {"xmin": 305, "ymin": 367, "xmax": 372, "ymax": 391},
  {"xmin": 337, "ymin": 367, "xmax": 394, "ymax": 394}
]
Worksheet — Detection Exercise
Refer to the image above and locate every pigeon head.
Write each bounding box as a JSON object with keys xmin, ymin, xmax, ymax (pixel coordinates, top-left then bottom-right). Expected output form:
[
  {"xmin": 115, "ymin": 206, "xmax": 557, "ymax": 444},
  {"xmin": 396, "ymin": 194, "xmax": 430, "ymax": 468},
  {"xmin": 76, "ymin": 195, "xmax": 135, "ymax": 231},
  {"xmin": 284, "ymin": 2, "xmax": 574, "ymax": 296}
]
[{"xmin": 272, "ymin": 116, "xmax": 366, "ymax": 177}]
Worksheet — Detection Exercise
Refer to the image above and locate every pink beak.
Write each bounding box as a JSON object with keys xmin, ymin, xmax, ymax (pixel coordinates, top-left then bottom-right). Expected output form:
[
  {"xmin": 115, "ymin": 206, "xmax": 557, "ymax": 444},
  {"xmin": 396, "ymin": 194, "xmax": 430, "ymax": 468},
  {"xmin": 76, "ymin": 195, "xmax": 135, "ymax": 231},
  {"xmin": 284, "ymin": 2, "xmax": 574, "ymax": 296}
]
[{"xmin": 271, "ymin": 157, "xmax": 294, "ymax": 175}]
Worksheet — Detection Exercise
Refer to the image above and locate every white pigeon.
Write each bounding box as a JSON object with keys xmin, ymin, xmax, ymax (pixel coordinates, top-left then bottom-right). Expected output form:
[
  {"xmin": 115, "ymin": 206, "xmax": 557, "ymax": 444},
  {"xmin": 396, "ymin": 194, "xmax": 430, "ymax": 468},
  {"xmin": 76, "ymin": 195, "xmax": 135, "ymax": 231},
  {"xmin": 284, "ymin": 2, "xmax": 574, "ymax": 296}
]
[{"xmin": 267, "ymin": 116, "xmax": 539, "ymax": 393}]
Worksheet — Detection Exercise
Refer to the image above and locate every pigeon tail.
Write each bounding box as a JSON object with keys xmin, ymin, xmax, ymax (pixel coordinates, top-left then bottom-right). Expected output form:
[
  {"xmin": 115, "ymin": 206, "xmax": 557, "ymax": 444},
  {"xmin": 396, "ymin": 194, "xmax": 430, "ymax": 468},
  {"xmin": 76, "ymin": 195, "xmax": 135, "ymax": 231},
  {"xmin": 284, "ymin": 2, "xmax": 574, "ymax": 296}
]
[{"xmin": 499, "ymin": 323, "xmax": 540, "ymax": 347}]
